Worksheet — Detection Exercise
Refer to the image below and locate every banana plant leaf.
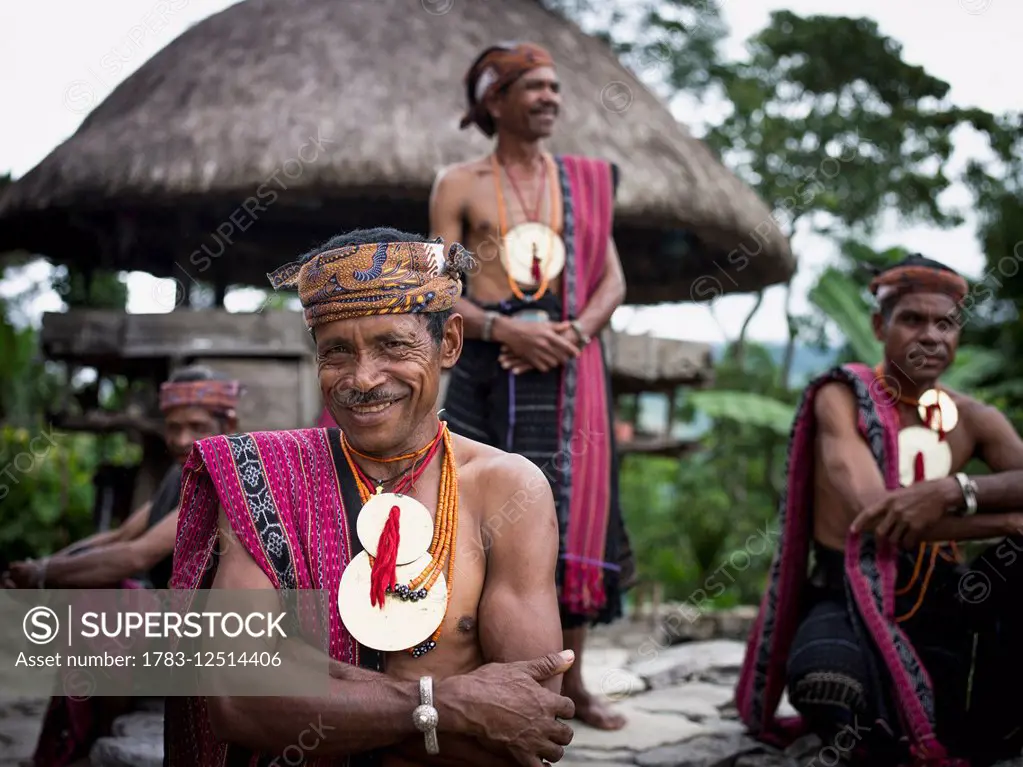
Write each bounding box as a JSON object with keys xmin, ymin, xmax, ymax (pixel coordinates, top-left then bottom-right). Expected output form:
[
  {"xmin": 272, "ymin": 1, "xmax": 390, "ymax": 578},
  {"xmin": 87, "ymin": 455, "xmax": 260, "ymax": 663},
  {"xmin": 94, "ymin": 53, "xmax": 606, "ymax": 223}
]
[
  {"xmin": 688, "ymin": 390, "xmax": 796, "ymax": 436},
  {"xmin": 808, "ymin": 268, "xmax": 882, "ymax": 363}
]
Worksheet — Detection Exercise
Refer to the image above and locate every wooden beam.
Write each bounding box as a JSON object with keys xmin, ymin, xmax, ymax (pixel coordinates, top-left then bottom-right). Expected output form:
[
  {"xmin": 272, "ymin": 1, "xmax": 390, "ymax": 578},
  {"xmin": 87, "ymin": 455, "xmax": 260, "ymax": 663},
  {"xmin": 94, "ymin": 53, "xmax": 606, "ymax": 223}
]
[
  {"xmin": 617, "ymin": 435, "xmax": 702, "ymax": 457},
  {"xmin": 51, "ymin": 410, "xmax": 164, "ymax": 437}
]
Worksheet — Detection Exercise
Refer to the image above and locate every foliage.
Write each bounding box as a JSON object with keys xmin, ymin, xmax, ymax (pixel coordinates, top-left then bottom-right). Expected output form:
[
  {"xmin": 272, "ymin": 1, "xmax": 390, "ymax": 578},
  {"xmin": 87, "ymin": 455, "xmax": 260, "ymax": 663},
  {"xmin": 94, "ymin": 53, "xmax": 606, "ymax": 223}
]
[
  {"xmin": 0, "ymin": 298, "xmax": 62, "ymax": 426},
  {"xmin": 705, "ymin": 12, "xmax": 997, "ymax": 237},
  {"xmin": 0, "ymin": 426, "xmax": 95, "ymax": 563},
  {"xmin": 51, "ymin": 266, "xmax": 128, "ymax": 311},
  {"xmin": 591, "ymin": 4, "xmax": 1022, "ymax": 610},
  {"xmin": 0, "ymin": 275, "xmax": 141, "ymax": 564},
  {"xmin": 686, "ymin": 390, "xmax": 794, "ymax": 436}
]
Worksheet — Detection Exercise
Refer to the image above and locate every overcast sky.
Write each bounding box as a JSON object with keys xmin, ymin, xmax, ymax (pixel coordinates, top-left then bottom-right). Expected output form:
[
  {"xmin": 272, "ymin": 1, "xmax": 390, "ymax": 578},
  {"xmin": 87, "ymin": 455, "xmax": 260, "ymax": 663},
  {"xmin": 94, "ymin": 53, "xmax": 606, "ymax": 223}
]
[{"xmin": 0, "ymin": 0, "xmax": 1017, "ymax": 344}]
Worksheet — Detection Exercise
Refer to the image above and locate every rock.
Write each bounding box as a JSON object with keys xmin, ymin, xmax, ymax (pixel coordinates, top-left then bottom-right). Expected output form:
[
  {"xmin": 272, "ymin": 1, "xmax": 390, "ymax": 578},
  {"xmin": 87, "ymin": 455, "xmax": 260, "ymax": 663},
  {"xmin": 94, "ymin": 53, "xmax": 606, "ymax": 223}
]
[
  {"xmin": 571, "ymin": 706, "xmax": 705, "ymax": 753},
  {"xmin": 780, "ymin": 734, "xmax": 824, "ymax": 761},
  {"xmin": 630, "ymin": 641, "xmax": 746, "ymax": 689},
  {"xmin": 695, "ymin": 669, "xmax": 739, "ymax": 690},
  {"xmin": 583, "ymin": 647, "xmax": 649, "ymax": 701},
  {"xmin": 658, "ymin": 607, "xmax": 719, "ymax": 645},
  {"xmin": 628, "ymin": 683, "xmax": 733, "ymax": 722},
  {"xmin": 635, "ymin": 731, "xmax": 766, "ymax": 767},
  {"xmin": 652, "ymin": 606, "xmax": 759, "ymax": 648},
  {"xmin": 111, "ymin": 712, "xmax": 163, "ymax": 740},
  {"xmin": 713, "ymin": 607, "xmax": 757, "ymax": 641},
  {"xmin": 0, "ymin": 697, "xmax": 45, "ymax": 766},
  {"xmin": 731, "ymin": 755, "xmax": 796, "ymax": 767},
  {"xmin": 566, "ymin": 747, "xmax": 637, "ymax": 762},
  {"xmin": 89, "ymin": 736, "xmax": 163, "ymax": 767}
]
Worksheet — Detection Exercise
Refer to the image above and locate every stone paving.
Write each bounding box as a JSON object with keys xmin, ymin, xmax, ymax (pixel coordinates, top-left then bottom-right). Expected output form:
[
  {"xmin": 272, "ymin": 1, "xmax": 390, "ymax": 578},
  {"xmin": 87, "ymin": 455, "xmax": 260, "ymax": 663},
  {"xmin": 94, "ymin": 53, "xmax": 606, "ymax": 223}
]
[{"xmin": 2, "ymin": 606, "xmax": 1022, "ymax": 766}]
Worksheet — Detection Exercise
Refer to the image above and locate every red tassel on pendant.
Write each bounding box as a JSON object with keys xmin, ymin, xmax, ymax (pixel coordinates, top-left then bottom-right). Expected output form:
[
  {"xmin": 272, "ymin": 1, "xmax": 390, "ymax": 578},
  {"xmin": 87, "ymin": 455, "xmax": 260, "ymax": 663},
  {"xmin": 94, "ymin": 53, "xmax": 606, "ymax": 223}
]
[
  {"xmin": 531, "ymin": 255, "xmax": 542, "ymax": 283},
  {"xmin": 914, "ymin": 451, "xmax": 926, "ymax": 484},
  {"xmin": 370, "ymin": 506, "xmax": 401, "ymax": 608}
]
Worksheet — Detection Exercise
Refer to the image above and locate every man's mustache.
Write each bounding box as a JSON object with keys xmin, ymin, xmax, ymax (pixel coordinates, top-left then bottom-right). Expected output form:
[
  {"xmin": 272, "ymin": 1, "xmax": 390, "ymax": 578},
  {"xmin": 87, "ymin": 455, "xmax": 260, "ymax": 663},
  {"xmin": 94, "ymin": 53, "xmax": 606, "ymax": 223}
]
[{"xmin": 331, "ymin": 386, "xmax": 407, "ymax": 408}]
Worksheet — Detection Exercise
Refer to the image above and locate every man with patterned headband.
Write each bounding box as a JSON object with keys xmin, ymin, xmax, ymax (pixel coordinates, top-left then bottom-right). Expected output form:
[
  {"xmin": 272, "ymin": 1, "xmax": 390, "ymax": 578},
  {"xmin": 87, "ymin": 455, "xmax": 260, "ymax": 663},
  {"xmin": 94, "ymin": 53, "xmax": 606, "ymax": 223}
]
[
  {"xmin": 736, "ymin": 254, "xmax": 1023, "ymax": 765},
  {"xmin": 0, "ymin": 365, "xmax": 240, "ymax": 767},
  {"xmin": 430, "ymin": 40, "xmax": 634, "ymax": 731},
  {"xmin": 166, "ymin": 227, "xmax": 577, "ymax": 767},
  {"xmin": 3, "ymin": 366, "xmax": 241, "ymax": 594}
]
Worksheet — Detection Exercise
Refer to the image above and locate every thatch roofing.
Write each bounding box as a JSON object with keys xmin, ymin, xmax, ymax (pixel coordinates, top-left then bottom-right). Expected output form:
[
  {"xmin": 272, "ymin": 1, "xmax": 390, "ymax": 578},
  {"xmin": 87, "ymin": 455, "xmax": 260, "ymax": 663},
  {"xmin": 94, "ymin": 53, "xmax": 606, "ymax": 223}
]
[
  {"xmin": 0, "ymin": 0, "xmax": 793, "ymax": 304},
  {"xmin": 602, "ymin": 330, "xmax": 713, "ymax": 392}
]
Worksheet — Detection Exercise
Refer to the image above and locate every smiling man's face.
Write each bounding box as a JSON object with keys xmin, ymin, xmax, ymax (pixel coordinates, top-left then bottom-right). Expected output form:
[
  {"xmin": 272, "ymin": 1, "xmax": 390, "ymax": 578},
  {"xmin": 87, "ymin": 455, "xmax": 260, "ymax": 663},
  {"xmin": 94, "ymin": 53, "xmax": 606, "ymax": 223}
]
[{"xmin": 315, "ymin": 312, "xmax": 462, "ymax": 455}]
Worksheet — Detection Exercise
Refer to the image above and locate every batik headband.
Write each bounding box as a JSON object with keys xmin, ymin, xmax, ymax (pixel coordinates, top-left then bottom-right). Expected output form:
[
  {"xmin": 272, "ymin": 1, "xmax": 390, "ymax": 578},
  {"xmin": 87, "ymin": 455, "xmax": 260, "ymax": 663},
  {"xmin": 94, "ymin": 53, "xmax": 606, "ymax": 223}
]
[
  {"xmin": 159, "ymin": 379, "xmax": 242, "ymax": 418},
  {"xmin": 869, "ymin": 265, "xmax": 968, "ymax": 304},
  {"xmin": 266, "ymin": 240, "xmax": 473, "ymax": 329},
  {"xmin": 460, "ymin": 41, "xmax": 555, "ymax": 134}
]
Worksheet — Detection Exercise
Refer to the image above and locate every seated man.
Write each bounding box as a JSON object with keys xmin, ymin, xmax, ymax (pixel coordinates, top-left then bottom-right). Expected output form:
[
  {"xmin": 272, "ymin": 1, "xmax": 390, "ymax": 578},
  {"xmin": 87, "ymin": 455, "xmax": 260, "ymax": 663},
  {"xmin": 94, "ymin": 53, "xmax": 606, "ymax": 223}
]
[
  {"xmin": 1, "ymin": 365, "xmax": 241, "ymax": 767},
  {"xmin": 166, "ymin": 228, "xmax": 576, "ymax": 767},
  {"xmin": 3, "ymin": 365, "xmax": 240, "ymax": 592},
  {"xmin": 735, "ymin": 255, "xmax": 1023, "ymax": 766}
]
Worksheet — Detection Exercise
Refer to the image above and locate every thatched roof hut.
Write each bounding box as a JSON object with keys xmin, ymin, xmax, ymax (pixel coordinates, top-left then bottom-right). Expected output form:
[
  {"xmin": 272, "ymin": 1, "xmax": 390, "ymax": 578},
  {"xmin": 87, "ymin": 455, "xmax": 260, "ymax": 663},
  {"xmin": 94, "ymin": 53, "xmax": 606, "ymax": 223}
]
[{"xmin": 0, "ymin": 0, "xmax": 793, "ymax": 303}]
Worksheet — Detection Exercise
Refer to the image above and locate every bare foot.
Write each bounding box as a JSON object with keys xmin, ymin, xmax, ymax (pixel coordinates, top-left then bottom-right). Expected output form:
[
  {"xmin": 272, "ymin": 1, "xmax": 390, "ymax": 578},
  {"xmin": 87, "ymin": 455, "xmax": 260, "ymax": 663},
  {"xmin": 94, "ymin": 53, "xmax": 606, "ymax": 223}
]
[{"xmin": 567, "ymin": 688, "xmax": 627, "ymax": 731}]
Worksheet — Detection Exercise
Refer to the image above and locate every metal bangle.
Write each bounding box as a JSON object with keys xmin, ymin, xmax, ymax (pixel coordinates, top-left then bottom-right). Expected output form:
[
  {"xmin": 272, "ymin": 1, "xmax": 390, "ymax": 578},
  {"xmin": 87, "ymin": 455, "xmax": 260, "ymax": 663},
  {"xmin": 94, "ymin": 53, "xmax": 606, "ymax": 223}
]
[
  {"xmin": 570, "ymin": 320, "xmax": 589, "ymax": 346},
  {"xmin": 954, "ymin": 472, "xmax": 978, "ymax": 516},
  {"xmin": 482, "ymin": 311, "xmax": 499, "ymax": 343},
  {"xmin": 413, "ymin": 675, "xmax": 439, "ymax": 754}
]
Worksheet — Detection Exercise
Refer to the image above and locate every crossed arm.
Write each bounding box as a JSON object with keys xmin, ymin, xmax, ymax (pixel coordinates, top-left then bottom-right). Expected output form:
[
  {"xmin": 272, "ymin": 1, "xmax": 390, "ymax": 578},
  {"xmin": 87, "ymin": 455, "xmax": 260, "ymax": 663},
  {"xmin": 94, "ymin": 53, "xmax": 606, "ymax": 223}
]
[
  {"xmin": 816, "ymin": 383, "xmax": 1023, "ymax": 547},
  {"xmin": 205, "ymin": 457, "xmax": 567, "ymax": 760}
]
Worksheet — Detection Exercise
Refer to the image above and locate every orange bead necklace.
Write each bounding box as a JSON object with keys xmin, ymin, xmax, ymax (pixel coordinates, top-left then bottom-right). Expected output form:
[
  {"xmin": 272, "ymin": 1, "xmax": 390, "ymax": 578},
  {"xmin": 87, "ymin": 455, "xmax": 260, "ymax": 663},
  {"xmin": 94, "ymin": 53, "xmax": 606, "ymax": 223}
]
[{"xmin": 340, "ymin": 424, "xmax": 459, "ymax": 657}]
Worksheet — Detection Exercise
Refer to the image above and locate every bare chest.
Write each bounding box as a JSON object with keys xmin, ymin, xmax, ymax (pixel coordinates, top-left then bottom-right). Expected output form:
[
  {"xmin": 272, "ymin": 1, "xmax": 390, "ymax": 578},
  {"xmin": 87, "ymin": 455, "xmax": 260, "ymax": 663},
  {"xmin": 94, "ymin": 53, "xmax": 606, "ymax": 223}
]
[{"xmin": 463, "ymin": 171, "xmax": 564, "ymax": 300}]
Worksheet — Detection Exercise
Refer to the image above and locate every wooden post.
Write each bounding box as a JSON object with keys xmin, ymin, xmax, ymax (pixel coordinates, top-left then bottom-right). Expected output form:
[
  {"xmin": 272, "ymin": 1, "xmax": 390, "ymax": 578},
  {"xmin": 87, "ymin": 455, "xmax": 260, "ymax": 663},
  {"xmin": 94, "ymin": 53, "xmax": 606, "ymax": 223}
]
[{"xmin": 665, "ymin": 386, "xmax": 678, "ymax": 438}]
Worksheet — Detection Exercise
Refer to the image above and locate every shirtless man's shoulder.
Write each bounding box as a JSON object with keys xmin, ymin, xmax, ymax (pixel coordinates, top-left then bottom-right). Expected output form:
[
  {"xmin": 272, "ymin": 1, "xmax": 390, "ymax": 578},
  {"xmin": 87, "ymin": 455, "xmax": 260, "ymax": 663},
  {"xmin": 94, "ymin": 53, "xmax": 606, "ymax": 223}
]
[
  {"xmin": 433, "ymin": 157, "xmax": 492, "ymax": 194},
  {"xmin": 451, "ymin": 433, "xmax": 554, "ymax": 517},
  {"xmin": 813, "ymin": 379, "xmax": 858, "ymax": 422}
]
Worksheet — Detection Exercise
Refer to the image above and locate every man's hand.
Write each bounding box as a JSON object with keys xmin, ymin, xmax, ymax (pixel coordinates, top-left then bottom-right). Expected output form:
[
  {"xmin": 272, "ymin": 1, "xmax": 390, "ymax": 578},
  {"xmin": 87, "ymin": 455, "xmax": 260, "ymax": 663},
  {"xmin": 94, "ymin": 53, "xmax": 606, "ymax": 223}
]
[
  {"xmin": 498, "ymin": 322, "xmax": 580, "ymax": 375},
  {"xmin": 4, "ymin": 560, "xmax": 41, "ymax": 589},
  {"xmin": 438, "ymin": 649, "xmax": 576, "ymax": 766},
  {"xmin": 850, "ymin": 478, "xmax": 960, "ymax": 547},
  {"xmin": 496, "ymin": 320, "xmax": 579, "ymax": 374}
]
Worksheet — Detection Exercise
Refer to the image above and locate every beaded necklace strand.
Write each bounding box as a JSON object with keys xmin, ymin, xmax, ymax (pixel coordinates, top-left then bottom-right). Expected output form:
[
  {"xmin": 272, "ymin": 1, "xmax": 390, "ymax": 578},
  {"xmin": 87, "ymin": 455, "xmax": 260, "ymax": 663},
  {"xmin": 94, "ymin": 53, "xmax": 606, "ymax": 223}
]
[
  {"xmin": 490, "ymin": 152, "xmax": 562, "ymax": 302},
  {"xmin": 871, "ymin": 366, "xmax": 962, "ymax": 624},
  {"xmin": 340, "ymin": 423, "xmax": 459, "ymax": 657}
]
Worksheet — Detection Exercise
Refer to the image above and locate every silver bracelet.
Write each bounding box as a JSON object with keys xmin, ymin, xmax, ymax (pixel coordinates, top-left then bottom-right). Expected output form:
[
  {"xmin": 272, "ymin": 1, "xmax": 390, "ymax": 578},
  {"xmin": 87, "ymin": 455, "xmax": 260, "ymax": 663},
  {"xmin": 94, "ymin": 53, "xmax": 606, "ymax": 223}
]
[
  {"xmin": 954, "ymin": 472, "xmax": 978, "ymax": 516},
  {"xmin": 36, "ymin": 558, "xmax": 49, "ymax": 589},
  {"xmin": 413, "ymin": 676, "xmax": 439, "ymax": 754},
  {"xmin": 482, "ymin": 311, "xmax": 499, "ymax": 343}
]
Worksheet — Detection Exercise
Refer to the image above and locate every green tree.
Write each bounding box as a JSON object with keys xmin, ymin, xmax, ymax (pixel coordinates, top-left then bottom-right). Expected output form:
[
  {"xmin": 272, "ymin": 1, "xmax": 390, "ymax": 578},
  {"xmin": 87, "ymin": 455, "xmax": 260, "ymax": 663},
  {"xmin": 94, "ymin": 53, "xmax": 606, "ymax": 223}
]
[{"xmin": 703, "ymin": 12, "xmax": 1003, "ymax": 387}]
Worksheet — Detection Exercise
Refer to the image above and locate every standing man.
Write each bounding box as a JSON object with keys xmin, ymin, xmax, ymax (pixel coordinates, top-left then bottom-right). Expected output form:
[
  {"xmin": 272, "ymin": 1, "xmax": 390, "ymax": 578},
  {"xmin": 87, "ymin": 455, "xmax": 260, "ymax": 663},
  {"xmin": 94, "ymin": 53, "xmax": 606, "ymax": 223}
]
[
  {"xmin": 430, "ymin": 42, "xmax": 633, "ymax": 730},
  {"xmin": 2, "ymin": 365, "xmax": 242, "ymax": 767},
  {"xmin": 736, "ymin": 255, "xmax": 1023, "ymax": 765}
]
